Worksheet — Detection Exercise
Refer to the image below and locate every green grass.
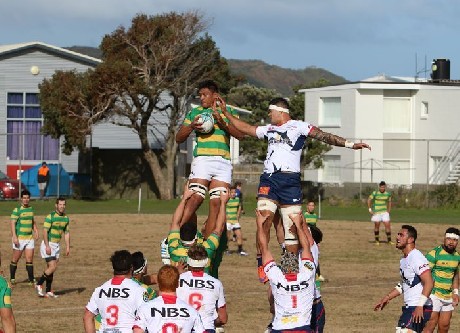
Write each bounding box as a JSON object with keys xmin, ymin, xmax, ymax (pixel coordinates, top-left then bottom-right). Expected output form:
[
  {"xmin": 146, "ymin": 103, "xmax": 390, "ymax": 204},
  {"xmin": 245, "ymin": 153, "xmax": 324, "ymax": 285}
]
[{"xmin": 1, "ymin": 198, "xmax": 459, "ymax": 225}]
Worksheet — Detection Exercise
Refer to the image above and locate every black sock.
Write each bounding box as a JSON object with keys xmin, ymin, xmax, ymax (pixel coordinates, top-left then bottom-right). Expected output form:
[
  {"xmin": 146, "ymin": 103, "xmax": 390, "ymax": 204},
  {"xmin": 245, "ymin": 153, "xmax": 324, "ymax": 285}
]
[
  {"xmin": 374, "ymin": 231, "xmax": 379, "ymax": 241},
  {"xmin": 37, "ymin": 273, "xmax": 48, "ymax": 286},
  {"xmin": 46, "ymin": 273, "xmax": 54, "ymax": 292},
  {"xmin": 257, "ymin": 256, "xmax": 262, "ymax": 267},
  {"xmin": 238, "ymin": 245, "xmax": 243, "ymax": 252},
  {"xmin": 9, "ymin": 262, "xmax": 17, "ymax": 280},
  {"xmin": 386, "ymin": 232, "xmax": 392, "ymax": 242},
  {"xmin": 26, "ymin": 262, "xmax": 34, "ymax": 282}
]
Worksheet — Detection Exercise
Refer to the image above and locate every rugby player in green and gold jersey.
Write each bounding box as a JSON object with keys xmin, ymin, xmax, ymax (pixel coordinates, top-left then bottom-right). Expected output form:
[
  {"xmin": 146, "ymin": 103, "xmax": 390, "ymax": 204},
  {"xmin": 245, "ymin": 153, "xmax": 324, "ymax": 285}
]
[
  {"xmin": 368, "ymin": 181, "xmax": 393, "ymax": 245},
  {"xmin": 176, "ymin": 80, "xmax": 244, "ymax": 242},
  {"xmin": 425, "ymin": 227, "xmax": 460, "ymax": 333},
  {"xmin": 9, "ymin": 189, "xmax": 39, "ymax": 285},
  {"xmin": 0, "ymin": 275, "xmax": 16, "ymax": 332}
]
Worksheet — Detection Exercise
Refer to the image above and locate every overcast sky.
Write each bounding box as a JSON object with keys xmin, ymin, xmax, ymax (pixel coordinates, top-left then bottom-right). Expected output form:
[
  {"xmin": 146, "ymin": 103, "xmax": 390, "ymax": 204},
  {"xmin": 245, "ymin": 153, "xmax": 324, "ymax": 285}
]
[{"xmin": 1, "ymin": 0, "xmax": 459, "ymax": 81}]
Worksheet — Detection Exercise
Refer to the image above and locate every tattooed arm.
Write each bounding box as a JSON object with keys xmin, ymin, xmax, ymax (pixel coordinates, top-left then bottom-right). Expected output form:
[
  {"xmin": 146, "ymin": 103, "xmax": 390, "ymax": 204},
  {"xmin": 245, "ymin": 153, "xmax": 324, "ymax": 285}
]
[{"xmin": 308, "ymin": 126, "xmax": 371, "ymax": 150}]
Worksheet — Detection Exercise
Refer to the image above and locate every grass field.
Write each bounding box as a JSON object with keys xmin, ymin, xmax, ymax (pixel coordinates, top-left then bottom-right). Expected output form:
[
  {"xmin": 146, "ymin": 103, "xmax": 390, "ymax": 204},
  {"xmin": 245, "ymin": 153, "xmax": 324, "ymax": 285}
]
[{"xmin": 1, "ymin": 200, "xmax": 459, "ymax": 332}]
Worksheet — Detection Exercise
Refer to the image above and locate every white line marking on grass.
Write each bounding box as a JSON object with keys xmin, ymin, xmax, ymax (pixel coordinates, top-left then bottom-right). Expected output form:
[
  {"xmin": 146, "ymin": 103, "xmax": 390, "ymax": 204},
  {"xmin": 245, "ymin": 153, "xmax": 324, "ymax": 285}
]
[{"xmin": 15, "ymin": 306, "xmax": 82, "ymax": 314}]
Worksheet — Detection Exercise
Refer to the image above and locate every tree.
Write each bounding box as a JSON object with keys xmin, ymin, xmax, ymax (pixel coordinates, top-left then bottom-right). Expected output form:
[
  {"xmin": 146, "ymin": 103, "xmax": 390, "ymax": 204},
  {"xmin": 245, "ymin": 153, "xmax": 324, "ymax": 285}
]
[{"xmin": 40, "ymin": 11, "xmax": 239, "ymax": 199}]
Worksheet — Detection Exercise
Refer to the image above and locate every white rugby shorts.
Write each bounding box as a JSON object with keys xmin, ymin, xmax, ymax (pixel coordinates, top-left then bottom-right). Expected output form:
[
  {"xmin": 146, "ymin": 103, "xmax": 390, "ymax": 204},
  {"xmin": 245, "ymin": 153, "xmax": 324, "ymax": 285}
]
[
  {"xmin": 430, "ymin": 294, "xmax": 454, "ymax": 312},
  {"xmin": 226, "ymin": 222, "xmax": 241, "ymax": 231},
  {"xmin": 40, "ymin": 241, "xmax": 60, "ymax": 259},
  {"xmin": 12, "ymin": 238, "xmax": 34, "ymax": 251},
  {"xmin": 371, "ymin": 212, "xmax": 390, "ymax": 223},
  {"xmin": 189, "ymin": 156, "xmax": 232, "ymax": 184}
]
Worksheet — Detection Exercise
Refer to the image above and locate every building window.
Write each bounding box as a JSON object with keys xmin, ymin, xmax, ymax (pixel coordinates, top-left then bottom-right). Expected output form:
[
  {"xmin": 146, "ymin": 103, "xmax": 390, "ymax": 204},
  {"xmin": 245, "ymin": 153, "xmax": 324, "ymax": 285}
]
[
  {"xmin": 383, "ymin": 98, "xmax": 411, "ymax": 133},
  {"xmin": 319, "ymin": 155, "xmax": 341, "ymax": 182},
  {"xmin": 421, "ymin": 101, "xmax": 428, "ymax": 119},
  {"xmin": 319, "ymin": 97, "xmax": 341, "ymax": 127},
  {"xmin": 383, "ymin": 160, "xmax": 410, "ymax": 185},
  {"xmin": 6, "ymin": 92, "xmax": 59, "ymax": 161}
]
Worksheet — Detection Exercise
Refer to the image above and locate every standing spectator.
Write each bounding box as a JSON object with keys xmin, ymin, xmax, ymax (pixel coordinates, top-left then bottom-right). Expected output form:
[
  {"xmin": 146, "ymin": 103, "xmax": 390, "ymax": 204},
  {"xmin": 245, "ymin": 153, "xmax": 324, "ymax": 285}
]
[
  {"xmin": 424, "ymin": 227, "xmax": 460, "ymax": 333},
  {"xmin": 34, "ymin": 197, "xmax": 70, "ymax": 298},
  {"xmin": 0, "ymin": 275, "xmax": 16, "ymax": 333},
  {"xmin": 37, "ymin": 162, "xmax": 50, "ymax": 200},
  {"xmin": 368, "ymin": 181, "xmax": 393, "ymax": 245},
  {"xmin": 374, "ymin": 225, "xmax": 433, "ymax": 332},
  {"xmin": 234, "ymin": 181, "xmax": 245, "ymax": 215},
  {"xmin": 10, "ymin": 189, "xmax": 39, "ymax": 285},
  {"xmin": 257, "ymin": 210, "xmax": 316, "ymax": 333},
  {"xmin": 176, "ymin": 244, "xmax": 228, "ymax": 332},
  {"xmin": 226, "ymin": 185, "xmax": 248, "ymax": 255},
  {"xmin": 133, "ymin": 265, "xmax": 206, "ymax": 333},
  {"xmin": 303, "ymin": 201, "xmax": 318, "ymax": 226},
  {"xmin": 83, "ymin": 250, "xmax": 148, "ymax": 333}
]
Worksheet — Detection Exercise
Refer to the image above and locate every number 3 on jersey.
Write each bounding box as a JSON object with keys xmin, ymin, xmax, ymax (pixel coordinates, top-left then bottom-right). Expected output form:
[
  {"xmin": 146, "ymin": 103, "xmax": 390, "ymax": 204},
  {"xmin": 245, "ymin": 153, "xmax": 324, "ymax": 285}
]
[{"xmin": 106, "ymin": 305, "xmax": 119, "ymax": 326}]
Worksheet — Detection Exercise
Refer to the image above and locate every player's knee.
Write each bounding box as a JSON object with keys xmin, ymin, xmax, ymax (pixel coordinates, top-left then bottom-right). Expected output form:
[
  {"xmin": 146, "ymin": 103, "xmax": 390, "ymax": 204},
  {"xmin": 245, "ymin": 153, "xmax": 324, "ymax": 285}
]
[
  {"xmin": 257, "ymin": 199, "xmax": 277, "ymax": 213},
  {"xmin": 209, "ymin": 186, "xmax": 227, "ymax": 200},
  {"xmin": 395, "ymin": 328, "xmax": 409, "ymax": 333},
  {"xmin": 280, "ymin": 205, "xmax": 302, "ymax": 240},
  {"xmin": 188, "ymin": 182, "xmax": 207, "ymax": 199}
]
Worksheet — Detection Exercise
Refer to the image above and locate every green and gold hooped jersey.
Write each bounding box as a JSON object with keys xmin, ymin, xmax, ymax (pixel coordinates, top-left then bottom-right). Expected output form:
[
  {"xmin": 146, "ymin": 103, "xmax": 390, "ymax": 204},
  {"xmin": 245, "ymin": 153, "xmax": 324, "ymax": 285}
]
[
  {"xmin": 11, "ymin": 205, "xmax": 34, "ymax": 240},
  {"xmin": 369, "ymin": 191, "xmax": 391, "ymax": 213},
  {"xmin": 426, "ymin": 245, "xmax": 460, "ymax": 300},
  {"xmin": 226, "ymin": 197, "xmax": 240, "ymax": 223},
  {"xmin": 183, "ymin": 105, "xmax": 238, "ymax": 160},
  {"xmin": 0, "ymin": 276, "xmax": 12, "ymax": 308},
  {"xmin": 303, "ymin": 212, "xmax": 318, "ymax": 225},
  {"xmin": 44, "ymin": 211, "xmax": 70, "ymax": 243}
]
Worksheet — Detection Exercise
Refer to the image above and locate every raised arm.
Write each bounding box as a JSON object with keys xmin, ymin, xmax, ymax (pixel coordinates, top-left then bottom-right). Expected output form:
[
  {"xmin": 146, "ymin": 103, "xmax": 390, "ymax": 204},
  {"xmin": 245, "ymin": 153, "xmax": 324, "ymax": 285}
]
[
  {"xmin": 308, "ymin": 126, "xmax": 371, "ymax": 150},
  {"xmin": 214, "ymin": 95, "xmax": 257, "ymax": 138},
  {"xmin": 171, "ymin": 185, "xmax": 196, "ymax": 231},
  {"xmin": 289, "ymin": 212, "xmax": 312, "ymax": 259},
  {"xmin": 256, "ymin": 209, "xmax": 274, "ymax": 264},
  {"xmin": 212, "ymin": 189, "xmax": 230, "ymax": 236}
]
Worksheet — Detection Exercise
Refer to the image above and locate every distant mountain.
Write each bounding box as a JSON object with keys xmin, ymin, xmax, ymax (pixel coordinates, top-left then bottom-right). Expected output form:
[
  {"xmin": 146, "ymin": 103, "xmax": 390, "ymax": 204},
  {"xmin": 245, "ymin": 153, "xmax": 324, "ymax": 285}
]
[
  {"xmin": 66, "ymin": 46, "xmax": 347, "ymax": 95},
  {"xmin": 228, "ymin": 59, "xmax": 348, "ymax": 96}
]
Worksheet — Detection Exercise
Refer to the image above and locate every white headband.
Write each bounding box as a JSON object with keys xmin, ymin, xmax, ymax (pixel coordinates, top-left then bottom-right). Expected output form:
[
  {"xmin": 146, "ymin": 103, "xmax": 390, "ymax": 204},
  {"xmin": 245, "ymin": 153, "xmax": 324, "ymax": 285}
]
[
  {"xmin": 445, "ymin": 233, "xmax": 460, "ymax": 240},
  {"xmin": 186, "ymin": 257, "xmax": 208, "ymax": 268},
  {"xmin": 269, "ymin": 104, "xmax": 289, "ymax": 113},
  {"xmin": 133, "ymin": 259, "xmax": 147, "ymax": 275}
]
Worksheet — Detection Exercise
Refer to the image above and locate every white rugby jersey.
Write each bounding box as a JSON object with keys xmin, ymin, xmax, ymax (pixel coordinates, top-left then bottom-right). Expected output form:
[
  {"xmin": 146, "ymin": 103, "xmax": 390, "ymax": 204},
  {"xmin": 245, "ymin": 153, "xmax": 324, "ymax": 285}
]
[
  {"xmin": 264, "ymin": 257, "xmax": 316, "ymax": 330},
  {"xmin": 176, "ymin": 271, "xmax": 226, "ymax": 330},
  {"xmin": 86, "ymin": 276, "xmax": 148, "ymax": 333},
  {"xmin": 133, "ymin": 294, "xmax": 206, "ymax": 333},
  {"xmin": 399, "ymin": 248, "xmax": 431, "ymax": 306},
  {"xmin": 256, "ymin": 120, "xmax": 313, "ymax": 174},
  {"xmin": 310, "ymin": 243, "xmax": 321, "ymax": 299}
]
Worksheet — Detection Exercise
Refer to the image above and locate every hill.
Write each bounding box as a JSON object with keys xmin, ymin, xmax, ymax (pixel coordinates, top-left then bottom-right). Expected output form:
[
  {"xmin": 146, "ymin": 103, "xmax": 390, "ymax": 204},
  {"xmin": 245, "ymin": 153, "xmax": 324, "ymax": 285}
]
[{"xmin": 66, "ymin": 46, "xmax": 347, "ymax": 95}]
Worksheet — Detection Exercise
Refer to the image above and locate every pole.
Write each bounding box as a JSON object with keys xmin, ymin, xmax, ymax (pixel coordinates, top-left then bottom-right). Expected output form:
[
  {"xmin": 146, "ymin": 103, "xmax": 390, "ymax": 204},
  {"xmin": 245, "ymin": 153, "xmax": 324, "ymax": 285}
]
[
  {"xmin": 359, "ymin": 139, "xmax": 363, "ymax": 200},
  {"xmin": 426, "ymin": 140, "xmax": 430, "ymax": 208},
  {"xmin": 318, "ymin": 193, "xmax": 322, "ymax": 219},
  {"xmin": 138, "ymin": 187, "xmax": 142, "ymax": 214}
]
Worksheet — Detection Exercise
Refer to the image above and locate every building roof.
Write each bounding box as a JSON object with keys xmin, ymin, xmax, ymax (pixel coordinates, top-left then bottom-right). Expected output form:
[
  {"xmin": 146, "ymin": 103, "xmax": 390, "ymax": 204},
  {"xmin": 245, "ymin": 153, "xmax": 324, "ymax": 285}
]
[{"xmin": 0, "ymin": 41, "xmax": 101, "ymax": 66}]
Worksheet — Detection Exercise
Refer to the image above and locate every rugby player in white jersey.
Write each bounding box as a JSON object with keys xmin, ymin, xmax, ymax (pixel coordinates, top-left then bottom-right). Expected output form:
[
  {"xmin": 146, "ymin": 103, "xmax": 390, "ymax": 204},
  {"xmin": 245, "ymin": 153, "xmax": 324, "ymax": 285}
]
[
  {"xmin": 219, "ymin": 97, "xmax": 370, "ymax": 282},
  {"xmin": 83, "ymin": 250, "xmax": 148, "ymax": 333},
  {"xmin": 257, "ymin": 210, "xmax": 316, "ymax": 333},
  {"xmin": 177, "ymin": 243, "xmax": 227, "ymax": 333},
  {"xmin": 133, "ymin": 265, "xmax": 206, "ymax": 333},
  {"xmin": 374, "ymin": 225, "xmax": 434, "ymax": 333}
]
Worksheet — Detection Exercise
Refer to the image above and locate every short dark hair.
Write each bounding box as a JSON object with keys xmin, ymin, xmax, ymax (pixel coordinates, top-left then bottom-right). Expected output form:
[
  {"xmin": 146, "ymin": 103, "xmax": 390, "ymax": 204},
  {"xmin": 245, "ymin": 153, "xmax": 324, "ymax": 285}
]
[
  {"xmin": 445, "ymin": 227, "xmax": 460, "ymax": 236},
  {"xmin": 21, "ymin": 189, "xmax": 31, "ymax": 198},
  {"xmin": 198, "ymin": 80, "xmax": 219, "ymax": 93},
  {"xmin": 55, "ymin": 196, "xmax": 66, "ymax": 204},
  {"xmin": 234, "ymin": 181, "xmax": 242, "ymax": 187},
  {"xmin": 310, "ymin": 225, "xmax": 323, "ymax": 244},
  {"xmin": 379, "ymin": 181, "xmax": 386, "ymax": 186},
  {"xmin": 42, "ymin": 161, "xmax": 47, "ymax": 166},
  {"xmin": 402, "ymin": 225, "xmax": 417, "ymax": 241},
  {"xmin": 132, "ymin": 251, "xmax": 146, "ymax": 272},
  {"xmin": 269, "ymin": 97, "xmax": 289, "ymax": 109},
  {"xmin": 188, "ymin": 244, "xmax": 208, "ymax": 261},
  {"xmin": 110, "ymin": 250, "xmax": 132, "ymax": 275},
  {"xmin": 180, "ymin": 220, "xmax": 197, "ymax": 242}
]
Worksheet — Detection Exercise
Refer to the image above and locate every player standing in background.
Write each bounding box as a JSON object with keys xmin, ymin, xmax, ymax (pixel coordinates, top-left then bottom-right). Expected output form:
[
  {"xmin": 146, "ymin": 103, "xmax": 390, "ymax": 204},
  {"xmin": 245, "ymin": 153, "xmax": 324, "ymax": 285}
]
[
  {"xmin": 9, "ymin": 189, "xmax": 39, "ymax": 285},
  {"xmin": 0, "ymin": 275, "xmax": 16, "ymax": 333},
  {"xmin": 176, "ymin": 80, "xmax": 243, "ymax": 240},
  {"xmin": 368, "ymin": 181, "xmax": 393, "ymax": 245},
  {"xmin": 303, "ymin": 202, "xmax": 325, "ymax": 283},
  {"xmin": 34, "ymin": 197, "xmax": 70, "ymax": 298},
  {"xmin": 257, "ymin": 209, "xmax": 316, "ymax": 333},
  {"xmin": 374, "ymin": 225, "xmax": 433, "ymax": 332},
  {"xmin": 424, "ymin": 227, "xmax": 460, "ymax": 333},
  {"xmin": 220, "ymin": 97, "xmax": 370, "ymax": 283},
  {"xmin": 234, "ymin": 181, "xmax": 245, "ymax": 215},
  {"xmin": 176, "ymin": 243, "xmax": 228, "ymax": 333},
  {"xmin": 83, "ymin": 250, "xmax": 148, "ymax": 333},
  {"xmin": 225, "ymin": 185, "xmax": 247, "ymax": 255},
  {"xmin": 133, "ymin": 265, "xmax": 206, "ymax": 333}
]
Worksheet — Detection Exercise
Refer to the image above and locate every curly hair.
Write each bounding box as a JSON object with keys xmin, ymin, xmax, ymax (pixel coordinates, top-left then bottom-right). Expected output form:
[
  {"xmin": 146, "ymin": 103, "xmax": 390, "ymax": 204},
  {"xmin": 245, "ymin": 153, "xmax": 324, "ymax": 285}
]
[{"xmin": 279, "ymin": 251, "xmax": 299, "ymax": 274}]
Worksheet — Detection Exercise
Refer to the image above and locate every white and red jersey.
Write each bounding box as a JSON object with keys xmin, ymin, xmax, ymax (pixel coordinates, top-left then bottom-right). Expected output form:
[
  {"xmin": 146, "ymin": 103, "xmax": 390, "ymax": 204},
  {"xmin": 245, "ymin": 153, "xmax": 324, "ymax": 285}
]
[
  {"xmin": 264, "ymin": 256, "xmax": 316, "ymax": 331},
  {"xmin": 400, "ymin": 248, "xmax": 431, "ymax": 306},
  {"xmin": 86, "ymin": 276, "xmax": 148, "ymax": 333},
  {"xmin": 176, "ymin": 271, "xmax": 226, "ymax": 330},
  {"xmin": 256, "ymin": 120, "xmax": 313, "ymax": 174},
  {"xmin": 310, "ymin": 243, "xmax": 321, "ymax": 299},
  {"xmin": 133, "ymin": 294, "xmax": 206, "ymax": 333}
]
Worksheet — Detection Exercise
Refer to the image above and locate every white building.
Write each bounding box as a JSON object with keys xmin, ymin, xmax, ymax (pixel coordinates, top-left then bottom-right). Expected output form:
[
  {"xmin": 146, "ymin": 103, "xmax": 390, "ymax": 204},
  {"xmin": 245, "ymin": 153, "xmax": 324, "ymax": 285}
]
[{"xmin": 300, "ymin": 73, "xmax": 460, "ymax": 186}]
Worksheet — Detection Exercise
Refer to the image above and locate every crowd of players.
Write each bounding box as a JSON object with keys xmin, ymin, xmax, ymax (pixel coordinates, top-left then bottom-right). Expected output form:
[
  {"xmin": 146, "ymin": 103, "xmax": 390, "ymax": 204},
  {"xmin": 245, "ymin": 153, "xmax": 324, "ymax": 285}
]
[{"xmin": 2, "ymin": 80, "xmax": 460, "ymax": 333}]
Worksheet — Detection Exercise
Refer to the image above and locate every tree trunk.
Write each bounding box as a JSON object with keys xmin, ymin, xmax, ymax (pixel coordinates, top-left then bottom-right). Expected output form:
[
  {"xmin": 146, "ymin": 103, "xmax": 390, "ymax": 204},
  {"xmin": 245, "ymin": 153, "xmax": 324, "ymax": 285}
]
[{"xmin": 142, "ymin": 149, "xmax": 173, "ymax": 199}]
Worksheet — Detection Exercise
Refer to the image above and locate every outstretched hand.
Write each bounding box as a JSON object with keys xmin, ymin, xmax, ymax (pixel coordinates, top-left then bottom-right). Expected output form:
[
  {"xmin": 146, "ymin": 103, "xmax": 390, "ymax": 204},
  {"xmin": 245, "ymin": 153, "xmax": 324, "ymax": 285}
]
[{"xmin": 353, "ymin": 142, "xmax": 371, "ymax": 150}]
